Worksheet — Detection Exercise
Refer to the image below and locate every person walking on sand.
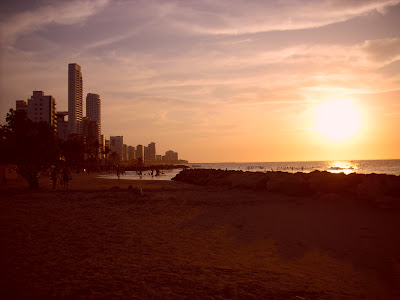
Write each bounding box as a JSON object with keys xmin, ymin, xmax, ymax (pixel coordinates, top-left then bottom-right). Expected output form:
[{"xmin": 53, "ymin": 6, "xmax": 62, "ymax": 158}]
[
  {"xmin": 50, "ymin": 166, "xmax": 58, "ymax": 190},
  {"xmin": 62, "ymin": 166, "xmax": 72, "ymax": 190},
  {"xmin": 117, "ymin": 165, "xmax": 121, "ymax": 179}
]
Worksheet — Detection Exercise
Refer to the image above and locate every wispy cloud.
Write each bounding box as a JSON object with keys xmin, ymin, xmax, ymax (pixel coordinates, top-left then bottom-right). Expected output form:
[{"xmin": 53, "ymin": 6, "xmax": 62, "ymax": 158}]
[
  {"xmin": 1, "ymin": 0, "xmax": 400, "ymax": 161},
  {"xmin": 160, "ymin": 0, "xmax": 400, "ymax": 35},
  {"xmin": 1, "ymin": 0, "xmax": 110, "ymax": 46},
  {"xmin": 362, "ymin": 37, "xmax": 400, "ymax": 64}
]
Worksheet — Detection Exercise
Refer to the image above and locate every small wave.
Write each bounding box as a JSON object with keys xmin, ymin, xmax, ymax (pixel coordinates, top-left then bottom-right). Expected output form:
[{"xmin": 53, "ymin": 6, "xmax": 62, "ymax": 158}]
[{"xmin": 328, "ymin": 166, "xmax": 354, "ymax": 171}]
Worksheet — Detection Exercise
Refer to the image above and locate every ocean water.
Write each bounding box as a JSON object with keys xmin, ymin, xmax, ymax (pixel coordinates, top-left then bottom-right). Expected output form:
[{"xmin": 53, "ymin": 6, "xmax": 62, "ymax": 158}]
[
  {"xmin": 99, "ymin": 159, "xmax": 400, "ymax": 181},
  {"xmin": 191, "ymin": 159, "xmax": 400, "ymax": 176}
]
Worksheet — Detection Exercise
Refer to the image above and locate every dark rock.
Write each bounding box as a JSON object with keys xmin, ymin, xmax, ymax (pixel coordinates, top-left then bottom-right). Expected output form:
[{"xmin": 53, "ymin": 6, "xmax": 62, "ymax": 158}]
[
  {"xmin": 356, "ymin": 175, "xmax": 384, "ymax": 201},
  {"xmin": 172, "ymin": 168, "xmax": 400, "ymax": 199}
]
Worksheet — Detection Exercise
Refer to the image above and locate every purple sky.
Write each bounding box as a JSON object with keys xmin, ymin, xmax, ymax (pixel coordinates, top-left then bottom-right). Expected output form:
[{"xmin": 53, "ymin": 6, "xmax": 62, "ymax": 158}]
[{"xmin": 1, "ymin": 0, "xmax": 400, "ymax": 162}]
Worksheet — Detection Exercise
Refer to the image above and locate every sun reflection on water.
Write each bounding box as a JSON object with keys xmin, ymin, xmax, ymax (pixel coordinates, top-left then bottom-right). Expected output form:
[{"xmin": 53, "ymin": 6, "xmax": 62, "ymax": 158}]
[{"xmin": 327, "ymin": 161, "xmax": 358, "ymax": 174}]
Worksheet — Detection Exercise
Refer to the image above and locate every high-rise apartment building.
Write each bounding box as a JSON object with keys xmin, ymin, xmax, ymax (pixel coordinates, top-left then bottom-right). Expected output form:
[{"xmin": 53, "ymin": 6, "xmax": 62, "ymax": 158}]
[
  {"xmin": 56, "ymin": 111, "xmax": 68, "ymax": 140},
  {"xmin": 105, "ymin": 139, "xmax": 110, "ymax": 159},
  {"xmin": 100, "ymin": 134, "xmax": 106, "ymax": 159},
  {"xmin": 83, "ymin": 117, "xmax": 99, "ymax": 147},
  {"xmin": 16, "ymin": 100, "xmax": 28, "ymax": 113},
  {"xmin": 144, "ymin": 146, "xmax": 149, "ymax": 161},
  {"xmin": 136, "ymin": 144, "xmax": 144, "ymax": 161},
  {"xmin": 110, "ymin": 136, "xmax": 123, "ymax": 159},
  {"xmin": 128, "ymin": 146, "xmax": 135, "ymax": 161},
  {"xmin": 123, "ymin": 144, "xmax": 128, "ymax": 161},
  {"xmin": 147, "ymin": 142, "xmax": 156, "ymax": 162},
  {"xmin": 68, "ymin": 63, "xmax": 83, "ymax": 135},
  {"xmin": 165, "ymin": 150, "xmax": 178, "ymax": 161},
  {"xmin": 16, "ymin": 91, "xmax": 57, "ymax": 133},
  {"xmin": 86, "ymin": 93, "xmax": 101, "ymax": 143}
]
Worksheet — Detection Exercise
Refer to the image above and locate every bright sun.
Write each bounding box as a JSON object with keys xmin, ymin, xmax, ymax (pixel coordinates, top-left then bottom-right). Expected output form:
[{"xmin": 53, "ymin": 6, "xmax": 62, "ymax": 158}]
[{"xmin": 315, "ymin": 99, "xmax": 361, "ymax": 142}]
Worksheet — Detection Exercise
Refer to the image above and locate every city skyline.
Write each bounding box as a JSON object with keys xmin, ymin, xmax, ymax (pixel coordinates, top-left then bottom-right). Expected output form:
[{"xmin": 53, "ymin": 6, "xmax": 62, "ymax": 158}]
[
  {"xmin": 12, "ymin": 86, "xmax": 182, "ymax": 163},
  {"xmin": 1, "ymin": 0, "xmax": 400, "ymax": 162}
]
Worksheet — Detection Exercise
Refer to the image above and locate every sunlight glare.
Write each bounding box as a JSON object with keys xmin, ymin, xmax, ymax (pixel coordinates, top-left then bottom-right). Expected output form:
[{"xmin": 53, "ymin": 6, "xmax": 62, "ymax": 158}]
[{"xmin": 315, "ymin": 99, "xmax": 361, "ymax": 142}]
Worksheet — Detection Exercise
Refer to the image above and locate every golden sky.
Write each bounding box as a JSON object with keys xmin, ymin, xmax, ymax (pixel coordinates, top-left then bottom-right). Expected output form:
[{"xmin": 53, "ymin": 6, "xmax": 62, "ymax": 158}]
[{"xmin": 1, "ymin": 0, "xmax": 399, "ymax": 162}]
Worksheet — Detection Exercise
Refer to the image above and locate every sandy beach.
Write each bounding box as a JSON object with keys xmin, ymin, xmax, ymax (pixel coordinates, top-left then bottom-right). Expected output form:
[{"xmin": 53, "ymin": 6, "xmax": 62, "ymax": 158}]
[{"xmin": 1, "ymin": 172, "xmax": 400, "ymax": 299}]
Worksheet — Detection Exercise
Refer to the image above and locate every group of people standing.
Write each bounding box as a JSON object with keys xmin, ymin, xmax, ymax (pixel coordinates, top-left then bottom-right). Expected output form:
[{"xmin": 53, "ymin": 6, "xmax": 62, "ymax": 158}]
[
  {"xmin": 50, "ymin": 166, "xmax": 72, "ymax": 190},
  {"xmin": 115, "ymin": 166, "xmax": 164, "ymax": 179}
]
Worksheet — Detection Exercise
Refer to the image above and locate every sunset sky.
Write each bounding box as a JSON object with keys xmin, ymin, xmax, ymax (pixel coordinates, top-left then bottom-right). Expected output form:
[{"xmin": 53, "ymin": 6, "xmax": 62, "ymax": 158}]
[{"xmin": 1, "ymin": 0, "xmax": 399, "ymax": 162}]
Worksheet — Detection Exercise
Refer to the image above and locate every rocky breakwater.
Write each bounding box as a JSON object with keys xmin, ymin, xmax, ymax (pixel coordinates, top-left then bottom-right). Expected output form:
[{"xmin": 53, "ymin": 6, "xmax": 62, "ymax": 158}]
[{"xmin": 173, "ymin": 169, "xmax": 400, "ymax": 205}]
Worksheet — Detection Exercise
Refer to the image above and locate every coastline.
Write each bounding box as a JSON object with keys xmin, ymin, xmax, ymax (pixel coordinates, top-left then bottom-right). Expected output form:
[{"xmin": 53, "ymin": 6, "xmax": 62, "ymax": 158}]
[
  {"xmin": 187, "ymin": 159, "xmax": 400, "ymax": 176},
  {"xmin": 1, "ymin": 173, "xmax": 400, "ymax": 299}
]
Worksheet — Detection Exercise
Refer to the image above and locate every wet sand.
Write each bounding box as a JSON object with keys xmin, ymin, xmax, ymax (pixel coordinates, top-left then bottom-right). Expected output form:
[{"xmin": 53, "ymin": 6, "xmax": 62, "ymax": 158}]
[{"xmin": 1, "ymin": 173, "xmax": 400, "ymax": 299}]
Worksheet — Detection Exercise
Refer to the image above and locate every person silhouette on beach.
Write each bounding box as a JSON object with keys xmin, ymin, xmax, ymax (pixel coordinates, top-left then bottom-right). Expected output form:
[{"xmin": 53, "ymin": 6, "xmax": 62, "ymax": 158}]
[
  {"xmin": 117, "ymin": 165, "xmax": 121, "ymax": 179},
  {"xmin": 62, "ymin": 166, "xmax": 71, "ymax": 190},
  {"xmin": 50, "ymin": 166, "xmax": 58, "ymax": 190}
]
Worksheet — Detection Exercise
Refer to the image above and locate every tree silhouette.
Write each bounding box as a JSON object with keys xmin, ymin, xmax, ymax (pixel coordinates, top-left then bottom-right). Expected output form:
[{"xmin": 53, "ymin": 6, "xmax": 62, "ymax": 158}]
[
  {"xmin": 85, "ymin": 138, "xmax": 101, "ymax": 170},
  {"xmin": 0, "ymin": 109, "xmax": 59, "ymax": 189},
  {"xmin": 108, "ymin": 151, "xmax": 120, "ymax": 166},
  {"xmin": 59, "ymin": 134, "xmax": 85, "ymax": 168}
]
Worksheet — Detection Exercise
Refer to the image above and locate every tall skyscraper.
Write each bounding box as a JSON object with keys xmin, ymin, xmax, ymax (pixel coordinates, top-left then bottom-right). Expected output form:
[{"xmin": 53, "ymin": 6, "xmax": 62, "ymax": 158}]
[
  {"xmin": 100, "ymin": 134, "xmax": 106, "ymax": 160},
  {"xmin": 110, "ymin": 136, "xmax": 124, "ymax": 159},
  {"xmin": 148, "ymin": 142, "xmax": 156, "ymax": 162},
  {"xmin": 128, "ymin": 146, "xmax": 135, "ymax": 161},
  {"xmin": 83, "ymin": 117, "xmax": 99, "ymax": 147},
  {"xmin": 144, "ymin": 146, "xmax": 149, "ymax": 162},
  {"xmin": 123, "ymin": 144, "xmax": 128, "ymax": 161},
  {"xmin": 136, "ymin": 144, "xmax": 144, "ymax": 161},
  {"xmin": 86, "ymin": 93, "xmax": 101, "ymax": 143},
  {"xmin": 68, "ymin": 63, "xmax": 83, "ymax": 135}
]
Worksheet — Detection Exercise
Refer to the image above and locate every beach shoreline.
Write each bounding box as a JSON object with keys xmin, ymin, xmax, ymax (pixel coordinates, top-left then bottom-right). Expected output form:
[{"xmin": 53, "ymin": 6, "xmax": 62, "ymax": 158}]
[{"xmin": 1, "ymin": 173, "xmax": 400, "ymax": 299}]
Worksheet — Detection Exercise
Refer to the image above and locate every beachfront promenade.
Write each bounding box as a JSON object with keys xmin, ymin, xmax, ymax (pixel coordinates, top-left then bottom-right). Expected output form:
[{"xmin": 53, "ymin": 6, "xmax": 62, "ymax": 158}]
[{"xmin": 1, "ymin": 171, "xmax": 400, "ymax": 299}]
